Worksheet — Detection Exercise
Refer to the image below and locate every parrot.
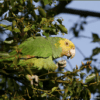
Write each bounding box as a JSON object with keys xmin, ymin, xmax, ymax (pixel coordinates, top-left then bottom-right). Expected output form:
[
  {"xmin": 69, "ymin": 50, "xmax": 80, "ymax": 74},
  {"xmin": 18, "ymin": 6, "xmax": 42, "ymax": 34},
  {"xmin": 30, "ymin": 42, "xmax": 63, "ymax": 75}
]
[{"xmin": 0, "ymin": 36, "xmax": 75, "ymax": 71}]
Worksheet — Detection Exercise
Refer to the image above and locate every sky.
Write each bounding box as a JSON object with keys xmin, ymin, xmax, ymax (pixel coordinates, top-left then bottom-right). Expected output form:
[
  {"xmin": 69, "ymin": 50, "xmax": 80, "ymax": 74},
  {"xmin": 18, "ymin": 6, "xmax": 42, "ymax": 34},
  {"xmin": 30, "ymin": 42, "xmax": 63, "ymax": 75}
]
[{"xmin": 0, "ymin": 1, "xmax": 100, "ymax": 100}]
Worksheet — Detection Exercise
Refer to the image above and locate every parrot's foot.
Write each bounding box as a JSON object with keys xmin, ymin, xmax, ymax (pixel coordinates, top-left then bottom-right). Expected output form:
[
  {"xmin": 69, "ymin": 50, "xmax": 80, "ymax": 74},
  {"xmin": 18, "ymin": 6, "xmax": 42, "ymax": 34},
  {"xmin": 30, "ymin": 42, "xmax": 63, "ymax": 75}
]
[
  {"xmin": 26, "ymin": 74, "xmax": 38, "ymax": 86},
  {"xmin": 56, "ymin": 60, "xmax": 67, "ymax": 69}
]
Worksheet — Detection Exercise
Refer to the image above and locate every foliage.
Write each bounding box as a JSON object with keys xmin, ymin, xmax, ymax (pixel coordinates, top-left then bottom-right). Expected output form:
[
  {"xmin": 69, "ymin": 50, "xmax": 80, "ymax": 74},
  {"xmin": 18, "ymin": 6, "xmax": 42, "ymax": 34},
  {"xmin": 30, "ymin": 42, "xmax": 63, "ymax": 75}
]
[{"xmin": 0, "ymin": 0, "xmax": 100, "ymax": 100}]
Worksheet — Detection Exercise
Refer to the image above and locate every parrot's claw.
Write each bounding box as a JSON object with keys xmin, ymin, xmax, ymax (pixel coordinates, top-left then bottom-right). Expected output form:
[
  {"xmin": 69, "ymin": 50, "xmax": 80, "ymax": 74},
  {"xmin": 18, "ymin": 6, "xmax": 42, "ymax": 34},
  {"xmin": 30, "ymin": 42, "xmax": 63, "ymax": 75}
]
[
  {"xmin": 26, "ymin": 74, "xmax": 39, "ymax": 86},
  {"xmin": 56, "ymin": 60, "xmax": 67, "ymax": 69}
]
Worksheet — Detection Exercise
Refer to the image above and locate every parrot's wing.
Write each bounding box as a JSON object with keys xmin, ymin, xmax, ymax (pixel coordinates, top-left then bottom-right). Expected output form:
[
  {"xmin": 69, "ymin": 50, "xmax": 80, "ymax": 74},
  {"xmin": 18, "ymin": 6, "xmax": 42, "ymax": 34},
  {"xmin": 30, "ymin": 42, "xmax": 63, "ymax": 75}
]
[
  {"xmin": 16, "ymin": 56, "xmax": 57, "ymax": 71},
  {"xmin": 10, "ymin": 37, "xmax": 52, "ymax": 58},
  {"xmin": 0, "ymin": 54, "xmax": 57, "ymax": 71}
]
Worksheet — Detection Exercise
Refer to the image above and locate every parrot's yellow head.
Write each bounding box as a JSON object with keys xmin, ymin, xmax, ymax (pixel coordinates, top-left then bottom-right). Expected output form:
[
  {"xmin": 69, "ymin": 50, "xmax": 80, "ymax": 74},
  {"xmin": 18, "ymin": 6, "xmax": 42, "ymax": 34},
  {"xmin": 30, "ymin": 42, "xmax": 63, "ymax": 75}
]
[{"xmin": 57, "ymin": 38, "xmax": 75, "ymax": 59}]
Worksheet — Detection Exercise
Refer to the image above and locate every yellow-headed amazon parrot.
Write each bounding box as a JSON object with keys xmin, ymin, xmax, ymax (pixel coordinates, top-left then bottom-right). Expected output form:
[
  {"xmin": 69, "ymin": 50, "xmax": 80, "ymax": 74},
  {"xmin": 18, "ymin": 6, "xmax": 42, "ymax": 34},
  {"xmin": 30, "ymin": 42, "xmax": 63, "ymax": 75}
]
[{"xmin": 0, "ymin": 36, "xmax": 75, "ymax": 71}]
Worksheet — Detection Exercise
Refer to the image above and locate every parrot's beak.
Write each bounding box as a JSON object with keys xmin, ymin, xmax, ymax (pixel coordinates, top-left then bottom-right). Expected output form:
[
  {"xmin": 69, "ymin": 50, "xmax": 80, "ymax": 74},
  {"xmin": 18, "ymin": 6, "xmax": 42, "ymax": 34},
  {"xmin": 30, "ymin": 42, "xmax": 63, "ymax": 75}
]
[
  {"xmin": 70, "ymin": 48, "xmax": 75, "ymax": 59},
  {"xmin": 66, "ymin": 48, "xmax": 75, "ymax": 59}
]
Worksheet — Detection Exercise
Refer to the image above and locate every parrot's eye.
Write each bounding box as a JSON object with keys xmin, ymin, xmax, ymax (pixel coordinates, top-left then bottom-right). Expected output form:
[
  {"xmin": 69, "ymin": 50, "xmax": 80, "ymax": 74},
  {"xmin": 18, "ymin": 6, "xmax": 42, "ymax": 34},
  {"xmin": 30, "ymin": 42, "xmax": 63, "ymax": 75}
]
[{"xmin": 65, "ymin": 42, "xmax": 69, "ymax": 46}]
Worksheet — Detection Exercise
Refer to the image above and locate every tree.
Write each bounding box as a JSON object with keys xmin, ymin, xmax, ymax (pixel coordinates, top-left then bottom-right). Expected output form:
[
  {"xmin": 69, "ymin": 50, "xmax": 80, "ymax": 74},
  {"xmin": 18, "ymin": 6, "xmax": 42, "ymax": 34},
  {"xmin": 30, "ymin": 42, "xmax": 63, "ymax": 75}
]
[{"xmin": 0, "ymin": 0, "xmax": 100, "ymax": 100}]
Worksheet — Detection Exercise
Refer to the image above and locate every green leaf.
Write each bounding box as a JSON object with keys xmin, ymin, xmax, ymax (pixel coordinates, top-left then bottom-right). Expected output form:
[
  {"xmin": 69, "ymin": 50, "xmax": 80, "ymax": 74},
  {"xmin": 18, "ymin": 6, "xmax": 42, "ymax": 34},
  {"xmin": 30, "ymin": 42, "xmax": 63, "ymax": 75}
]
[
  {"xmin": 85, "ymin": 73, "xmax": 96, "ymax": 83},
  {"xmin": 92, "ymin": 33, "xmax": 99, "ymax": 40},
  {"xmin": 26, "ymin": 74, "xmax": 31, "ymax": 81},
  {"xmin": 57, "ymin": 19, "xmax": 62, "ymax": 24},
  {"xmin": 92, "ymin": 47, "xmax": 100, "ymax": 56},
  {"xmin": 12, "ymin": 20, "xmax": 16, "ymax": 27},
  {"xmin": 42, "ymin": 32, "xmax": 49, "ymax": 37},
  {"xmin": 41, "ymin": 93, "xmax": 47, "ymax": 97},
  {"xmin": 92, "ymin": 33, "xmax": 100, "ymax": 42},
  {"xmin": 57, "ymin": 24, "xmax": 67, "ymax": 34},
  {"xmin": 40, "ymin": 18, "xmax": 47, "ymax": 24},
  {"xmin": 42, "ymin": 0, "xmax": 49, "ymax": 5},
  {"xmin": 13, "ymin": 28, "xmax": 20, "ymax": 32},
  {"xmin": 42, "ymin": 0, "xmax": 53, "ymax": 5},
  {"xmin": 51, "ymin": 87, "xmax": 58, "ymax": 92},
  {"xmin": 24, "ymin": 27, "xmax": 30, "ymax": 32},
  {"xmin": 4, "ymin": 40, "xmax": 14, "ymax": 44},
  {"xmin": 80, "ymin": 73, "xmax": 86, "ymax": 79},
  {"xmin": 0, "ymin": 24, "xmax": 12, "ymax": 31},
  {"xmin": 38, "ymin": 7, "xmax": 46, "ymax": 17},
  {"xmin": 31, "ymin": 25, "xmax": 35, "ymax": 29},
  {"xmin": 0, "ymin": 69, "xmax": 9, "ymax": 75},
  {"xmin": 10, "ymin": 0, "xmax": 15, "ymax": 6},
  {"xmin": 20, "ymin": 0, "xmax": 24, "ymax": 4},
  {"xmin": 39, "ymin": 81, "xmax": 43, "ymax": 88}
]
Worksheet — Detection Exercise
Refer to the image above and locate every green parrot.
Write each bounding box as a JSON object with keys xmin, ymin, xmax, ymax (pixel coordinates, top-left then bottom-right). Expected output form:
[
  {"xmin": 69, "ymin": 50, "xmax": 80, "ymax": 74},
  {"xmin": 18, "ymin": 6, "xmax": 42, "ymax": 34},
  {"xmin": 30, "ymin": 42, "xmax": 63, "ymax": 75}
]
[{"xmin": 0, "ymin": 36, "xmax": 75, "ymax": 71}]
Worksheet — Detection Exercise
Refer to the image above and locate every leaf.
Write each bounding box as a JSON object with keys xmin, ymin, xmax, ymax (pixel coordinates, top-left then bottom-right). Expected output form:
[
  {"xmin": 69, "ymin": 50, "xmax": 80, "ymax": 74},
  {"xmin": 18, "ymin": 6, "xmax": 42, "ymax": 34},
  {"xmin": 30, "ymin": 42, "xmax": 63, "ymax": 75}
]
[
  {"xmin": 40, "ymin": 18, "xmax": 47, "ymax": 24},
  {"xmin": 13, "ymin": 28, "xmax": 20, "ymax": 33},
  {"xmin": 92, "ymin": 33, "xmax": 100, "ymax": 42},
  {"xmin": 26, "ymin": 74, "xmax": 32, "ymax": 81},
  {"xmin": 24, "ymin": 27, "xmax": 30, "ymax": 32},
  {"xmin": 19, "ymin": 0, "xmax": 24, "ymax": 4},
  {"xmin": 57, "ymin": 24, "xmax": 67, "ymax": 34},
  {"xmin": 38, "ymin": 7, "xmax": 46, "ymax": 17},
  {"xmin": 39, "ymin": 81, "xmax": 43, "ymax": 88},
  {"xmin": 4, "ymin": 40, "xmax": 14, "ymax": 44},
  {"xmin": 0, "ymin": 69, "xmax": 9, "ymax": 75},
  {"xmin": 42, "ymin": 0, "xmax": 52, "ymax": 5},
  {"xmin": 80, "ymin": 73, "xmax": 86, "ymax": 79},
  {"xmin": 42, "ymin": 0, "xmax": 49, "ymax": 5},
  {"xmin": 42, "ymin": 32, "xmax": 49, "ymax": 37},
  {"xmin": 92, "ymin": 33, "xmax": 99, "ymax": 40},
  {"xmin": 57, "ymin": 19, "xmax": 62, "ymax": 24},
  {"xmin": 85, "ymin": 73, "xmax": 96, "ymax": 83},
  {"xmin": 0, "ymin": 24, "xmax": 12, "ymax": 31},
  {"xmin": 12, "ymin": 20, "xmax": 16, "ymax": 27},
  {"xmin": 10, "ymin": 0, "xmax": 14, "ymax": 6},
  {"xmin": 52, "ymin": 87, "xmax": 58, "ymax": 92},
  {"xmin": 31, "ymin": 25, "xmax": 35, "ymax": 29},
  {"xmin": 92, "ymin": 47, "xmax": 100, "ymax": 56},
  {"xmin": 41, "ymin": 93, "xmax": 47, "ymax": 97}
]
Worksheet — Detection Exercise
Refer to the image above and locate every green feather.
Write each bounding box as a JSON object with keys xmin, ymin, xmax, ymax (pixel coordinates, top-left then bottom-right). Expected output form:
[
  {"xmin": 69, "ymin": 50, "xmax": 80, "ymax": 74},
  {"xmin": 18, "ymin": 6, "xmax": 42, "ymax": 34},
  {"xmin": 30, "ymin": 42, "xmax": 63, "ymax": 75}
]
[
  {"xmin": 18, "ymin": 56, "xmax": 57, "ymax": 70},
  {"xmin": 47, "ymin": 37, "xmax": 63, "ymax": 58},
  {"xmin": 10, "ymin": 36, "xmax": 63, "ymax": 59}
]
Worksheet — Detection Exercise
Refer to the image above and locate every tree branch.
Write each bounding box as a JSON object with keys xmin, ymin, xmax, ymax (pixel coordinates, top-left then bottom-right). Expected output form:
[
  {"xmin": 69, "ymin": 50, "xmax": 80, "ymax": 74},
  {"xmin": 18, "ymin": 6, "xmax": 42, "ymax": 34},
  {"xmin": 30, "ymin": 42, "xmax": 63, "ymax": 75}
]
[{"xmin": 62, "ymin": 8, "xmax": 100, "ymax": 18}]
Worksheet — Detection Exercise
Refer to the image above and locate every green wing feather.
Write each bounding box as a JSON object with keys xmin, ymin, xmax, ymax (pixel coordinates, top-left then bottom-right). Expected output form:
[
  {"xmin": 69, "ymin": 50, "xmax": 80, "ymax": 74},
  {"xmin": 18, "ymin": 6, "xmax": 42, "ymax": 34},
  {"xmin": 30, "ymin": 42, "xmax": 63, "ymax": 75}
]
[
  {"xmin": 18, "ymin": 56, "xmax": 57, "ymax": 71},
  {"xmin": 10, "ymin": 37, "xmax": 52, "ymax": 58},
  {"xmin": 10, "ymin": 36, "xmax": 63, "ymax": 59}
]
